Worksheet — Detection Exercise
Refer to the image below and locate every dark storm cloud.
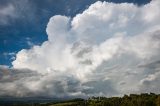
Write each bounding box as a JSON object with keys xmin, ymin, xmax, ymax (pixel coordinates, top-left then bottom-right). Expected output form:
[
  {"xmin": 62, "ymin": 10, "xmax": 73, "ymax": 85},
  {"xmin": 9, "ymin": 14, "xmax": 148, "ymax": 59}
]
[
  {"xmin": 82, "ymin": 80, "xmax": 118, "ymax": 96},
  {"xmin": 0, "ymin": 66, "xmax": 40, "ymax": 83},
  {"xmin": 0, "ymin": 66, "xmax": 83, "ymax": 98},
  {"xmin": 139, "ymin": 60, "xmax": 160, "ymax": 70},
  {"xmin": 0, "ymin": 66, "xmax": 42, "ymax": 97}
]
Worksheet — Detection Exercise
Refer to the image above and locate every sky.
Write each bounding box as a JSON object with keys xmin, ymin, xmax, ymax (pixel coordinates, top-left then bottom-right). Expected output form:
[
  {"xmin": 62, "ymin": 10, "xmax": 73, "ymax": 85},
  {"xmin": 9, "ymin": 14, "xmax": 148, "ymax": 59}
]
[
  {"xmin": 1, "ymin": 0, "xmax": 160, "ymax": 98},
  {"xmin": 0, "ymin": 0, "xmax": 150, "ymax": 66}
]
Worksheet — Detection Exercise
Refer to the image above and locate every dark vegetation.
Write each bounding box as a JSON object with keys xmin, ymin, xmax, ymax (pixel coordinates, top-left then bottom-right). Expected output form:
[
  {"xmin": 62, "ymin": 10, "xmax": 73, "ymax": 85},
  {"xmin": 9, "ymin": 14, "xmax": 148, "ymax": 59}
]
[{"xmin": 1, "ymin": 93, "xmax": 160, "ymax": 106}]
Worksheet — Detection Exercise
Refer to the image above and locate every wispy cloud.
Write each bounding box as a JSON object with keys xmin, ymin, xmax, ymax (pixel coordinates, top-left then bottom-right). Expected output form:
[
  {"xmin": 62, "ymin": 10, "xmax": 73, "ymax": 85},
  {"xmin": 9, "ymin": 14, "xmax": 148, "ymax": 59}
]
[
  {"xmin": 0, "ymin": 4, "xmax": 17, "ymax": 25},
  {"xmin": 0, "ymin": 0, "xmax": 37, "ymax": 25}
]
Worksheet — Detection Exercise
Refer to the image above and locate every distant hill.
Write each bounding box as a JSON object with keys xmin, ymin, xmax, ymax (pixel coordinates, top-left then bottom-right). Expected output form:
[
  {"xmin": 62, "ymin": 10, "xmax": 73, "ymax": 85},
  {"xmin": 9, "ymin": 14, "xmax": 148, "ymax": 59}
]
[{"xmin": 0, "ymin": 97, "xmax": 60, "ymax": 106}]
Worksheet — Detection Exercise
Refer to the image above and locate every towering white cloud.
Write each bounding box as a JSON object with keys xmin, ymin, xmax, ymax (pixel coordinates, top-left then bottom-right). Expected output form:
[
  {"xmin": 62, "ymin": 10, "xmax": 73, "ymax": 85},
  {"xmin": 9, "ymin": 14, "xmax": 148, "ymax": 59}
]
[{"xmin": 1, "ymin": 0, "xmax": 160, "ymax": 97}]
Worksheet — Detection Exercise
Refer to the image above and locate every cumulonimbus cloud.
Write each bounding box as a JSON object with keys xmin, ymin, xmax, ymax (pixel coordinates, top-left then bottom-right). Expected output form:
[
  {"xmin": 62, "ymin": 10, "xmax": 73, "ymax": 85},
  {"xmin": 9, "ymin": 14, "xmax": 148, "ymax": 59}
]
[{"xmin": 1, "ymin": 0, "xmax": 160, "ymax": 97}]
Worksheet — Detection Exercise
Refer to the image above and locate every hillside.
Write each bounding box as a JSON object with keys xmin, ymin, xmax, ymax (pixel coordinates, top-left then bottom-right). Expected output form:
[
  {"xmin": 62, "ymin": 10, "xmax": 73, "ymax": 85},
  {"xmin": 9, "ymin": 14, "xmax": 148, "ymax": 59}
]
[{"xmin": 1, "ymin": 93, "xmax": 160, "ymax": 106}]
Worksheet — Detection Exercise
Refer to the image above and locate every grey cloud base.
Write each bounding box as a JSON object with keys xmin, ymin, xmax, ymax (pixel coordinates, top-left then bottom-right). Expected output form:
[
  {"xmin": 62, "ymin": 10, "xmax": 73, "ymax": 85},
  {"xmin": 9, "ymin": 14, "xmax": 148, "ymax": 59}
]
[{"xmin": 1, "ymin": 0, "xmax": 160, "ymax": 97}]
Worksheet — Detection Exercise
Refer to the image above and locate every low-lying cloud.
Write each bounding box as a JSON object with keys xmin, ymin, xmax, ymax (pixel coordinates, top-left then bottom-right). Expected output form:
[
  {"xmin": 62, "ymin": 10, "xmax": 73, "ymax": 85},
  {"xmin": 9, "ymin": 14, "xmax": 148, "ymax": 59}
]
[{"xmin": 0, "ymin": 0, "xmax": 160, "ymax": 98}]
